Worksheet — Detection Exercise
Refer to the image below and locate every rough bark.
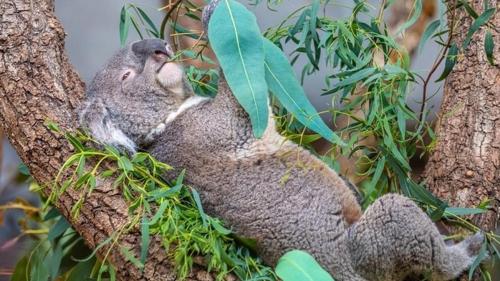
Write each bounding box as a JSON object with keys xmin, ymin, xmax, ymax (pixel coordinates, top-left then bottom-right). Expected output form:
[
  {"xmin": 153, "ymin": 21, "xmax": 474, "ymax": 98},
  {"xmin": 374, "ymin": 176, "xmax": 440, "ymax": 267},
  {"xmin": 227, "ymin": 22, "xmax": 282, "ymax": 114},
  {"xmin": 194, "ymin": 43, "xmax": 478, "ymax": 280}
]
[
  {"xmin": 0, "ymin": 0, "xmax": 216, "ymax": 280},
  {"xmin": 423, "ymin": 0, "xmax": 499, "ymax": 231}
]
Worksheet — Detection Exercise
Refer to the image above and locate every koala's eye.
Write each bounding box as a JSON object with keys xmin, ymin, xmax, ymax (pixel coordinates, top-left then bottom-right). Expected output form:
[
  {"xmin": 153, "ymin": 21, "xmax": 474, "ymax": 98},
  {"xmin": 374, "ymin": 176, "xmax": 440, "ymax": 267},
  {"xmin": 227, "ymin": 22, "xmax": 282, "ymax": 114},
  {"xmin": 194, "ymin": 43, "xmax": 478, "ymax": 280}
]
[{"xmin": 121, "ymin": 71, "xmax": 132, "ymax": 81}]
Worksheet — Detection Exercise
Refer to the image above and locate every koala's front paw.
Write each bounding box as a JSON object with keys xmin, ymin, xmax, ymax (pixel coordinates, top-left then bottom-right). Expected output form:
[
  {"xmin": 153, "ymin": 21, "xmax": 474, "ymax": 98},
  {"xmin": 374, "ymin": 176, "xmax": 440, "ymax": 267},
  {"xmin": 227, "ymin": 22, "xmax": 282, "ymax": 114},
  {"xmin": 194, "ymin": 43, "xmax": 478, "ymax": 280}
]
[
  {"xmin": 463, "ymin": 232, "xmax": 484, "ymax": 257},
  {"xmin": 145, "ymin": 122, "xmax": 167, "ymax": 143},
  {"xmin": 451, "ymin": 232, "xmax": 487, "ymax": 280}
]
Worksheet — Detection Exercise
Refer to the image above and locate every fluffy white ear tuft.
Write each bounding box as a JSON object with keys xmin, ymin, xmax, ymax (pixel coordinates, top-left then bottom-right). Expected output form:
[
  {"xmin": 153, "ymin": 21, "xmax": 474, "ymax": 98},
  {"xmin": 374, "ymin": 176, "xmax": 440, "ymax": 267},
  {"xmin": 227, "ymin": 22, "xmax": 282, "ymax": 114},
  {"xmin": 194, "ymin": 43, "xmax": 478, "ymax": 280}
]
[{"xmin": 79, "ymin": 98, "xmax": 137, "ymax": 153}]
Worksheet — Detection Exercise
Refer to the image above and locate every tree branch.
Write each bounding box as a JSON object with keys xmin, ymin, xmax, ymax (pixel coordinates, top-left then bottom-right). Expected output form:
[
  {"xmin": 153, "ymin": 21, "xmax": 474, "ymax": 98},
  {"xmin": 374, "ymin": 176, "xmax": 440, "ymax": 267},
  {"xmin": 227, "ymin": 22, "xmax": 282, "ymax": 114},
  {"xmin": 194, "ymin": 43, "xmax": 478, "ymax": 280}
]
[
  {"xmin": 423, "ymin": 0, "xmax": 499, "ymax": 231},
  {"xmin": 0, "ymin": 0, "xmax": 216, "ymax": 280}
]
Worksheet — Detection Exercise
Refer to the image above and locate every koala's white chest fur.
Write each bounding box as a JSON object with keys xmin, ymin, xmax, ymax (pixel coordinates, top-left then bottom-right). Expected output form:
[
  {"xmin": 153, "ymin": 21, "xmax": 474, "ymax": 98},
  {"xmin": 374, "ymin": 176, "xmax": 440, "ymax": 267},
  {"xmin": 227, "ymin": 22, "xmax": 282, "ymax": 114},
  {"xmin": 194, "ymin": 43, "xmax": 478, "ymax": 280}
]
[
  {"xmin": 145, "ymin": 95, "xmax": 211, "ymax": 142},
  {"xmin": 156, "ymin": 62, "xmax": 185, "ymax": 89}
]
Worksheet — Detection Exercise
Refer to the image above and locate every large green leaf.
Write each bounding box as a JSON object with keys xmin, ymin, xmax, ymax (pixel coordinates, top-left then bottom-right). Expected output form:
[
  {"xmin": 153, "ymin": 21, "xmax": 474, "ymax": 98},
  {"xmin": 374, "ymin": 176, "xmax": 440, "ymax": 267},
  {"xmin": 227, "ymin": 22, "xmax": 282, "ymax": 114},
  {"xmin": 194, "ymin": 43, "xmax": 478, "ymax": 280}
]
[
  {"xmin": 275, "ymin": 250, "xmax": 335, "ymax": 281},
  {"xmin": 208, "ymin": 0, "xmax": 269, "ymax": 138},
  {"xmin": 263, "ymin": 39, "xmax": 344, "ymax": 146}
]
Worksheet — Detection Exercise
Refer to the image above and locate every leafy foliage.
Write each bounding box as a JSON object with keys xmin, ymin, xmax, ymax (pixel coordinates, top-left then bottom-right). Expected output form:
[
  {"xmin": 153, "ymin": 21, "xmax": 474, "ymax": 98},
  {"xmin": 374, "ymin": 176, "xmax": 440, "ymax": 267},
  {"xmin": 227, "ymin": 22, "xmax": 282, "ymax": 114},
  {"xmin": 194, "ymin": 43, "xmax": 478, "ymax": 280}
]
[
  {"xmin": 208, "ymin": 0, "xmax": 269, "ymax": 138},
  {"xmin": 263, "ymin": 38, "xmax": 344, "ymax": 145},
  {"xmin": 46, "ymin": 130, "xmax": 277, "ymax": 281},
  {"xmin": 263, "ymin": 0, "xmax": 430, "ymax": 206},
  {"xmin": 6, "ymin": 202, "xmax": 97, "ymax": 281}
]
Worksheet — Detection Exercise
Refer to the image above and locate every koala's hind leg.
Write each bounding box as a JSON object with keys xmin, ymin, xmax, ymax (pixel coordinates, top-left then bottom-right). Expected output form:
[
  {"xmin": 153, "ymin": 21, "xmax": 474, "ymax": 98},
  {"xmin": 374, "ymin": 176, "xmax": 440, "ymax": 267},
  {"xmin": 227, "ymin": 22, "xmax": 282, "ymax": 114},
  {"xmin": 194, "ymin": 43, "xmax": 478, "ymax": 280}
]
[{"xmin": 347, "ymin": 194, "xmax": 483, "ymax": 281}]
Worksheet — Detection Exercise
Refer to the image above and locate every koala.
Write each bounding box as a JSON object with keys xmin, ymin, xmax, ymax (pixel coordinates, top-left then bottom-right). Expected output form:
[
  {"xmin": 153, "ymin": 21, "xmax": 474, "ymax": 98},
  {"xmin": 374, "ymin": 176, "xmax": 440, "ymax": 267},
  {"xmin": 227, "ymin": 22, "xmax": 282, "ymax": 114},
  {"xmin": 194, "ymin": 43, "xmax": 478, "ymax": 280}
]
[
  {"xmin": 79, "ymin": 39, "xmax": 201, "ymax": 152},
  {"xmin": 79, "ymin": 7, "xmax": 483, "ymax": 281}
]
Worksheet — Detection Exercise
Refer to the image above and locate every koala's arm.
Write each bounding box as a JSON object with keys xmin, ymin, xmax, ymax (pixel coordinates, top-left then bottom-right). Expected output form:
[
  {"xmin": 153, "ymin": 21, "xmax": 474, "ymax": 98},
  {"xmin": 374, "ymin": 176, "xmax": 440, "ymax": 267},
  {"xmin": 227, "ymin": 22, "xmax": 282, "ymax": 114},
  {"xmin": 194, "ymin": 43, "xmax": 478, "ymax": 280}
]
[
  {"xmin": 79, "ymin": 98, "xmax": 136, "ymax": 152},
  {"xmin": 347, "ymin": 194, "xmax": 483, "ymax": 281}
]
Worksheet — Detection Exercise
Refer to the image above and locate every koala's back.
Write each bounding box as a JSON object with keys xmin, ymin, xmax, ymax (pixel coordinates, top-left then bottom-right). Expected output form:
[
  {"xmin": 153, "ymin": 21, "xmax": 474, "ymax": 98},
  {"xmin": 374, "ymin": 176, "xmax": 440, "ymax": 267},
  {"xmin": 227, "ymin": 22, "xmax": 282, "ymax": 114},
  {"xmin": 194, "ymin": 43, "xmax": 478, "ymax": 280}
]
[{"xmin": 148, "ymin": 80, "xmax": 362, "ymax": 268}]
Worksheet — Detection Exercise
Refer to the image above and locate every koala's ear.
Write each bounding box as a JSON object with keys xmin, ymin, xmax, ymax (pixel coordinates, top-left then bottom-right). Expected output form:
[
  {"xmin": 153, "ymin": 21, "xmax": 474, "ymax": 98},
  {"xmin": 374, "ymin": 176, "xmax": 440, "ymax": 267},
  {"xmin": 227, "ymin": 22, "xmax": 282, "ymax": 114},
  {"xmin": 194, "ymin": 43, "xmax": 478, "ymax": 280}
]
[{"xmin": 78, "ymin": 98, "xmax": 136, "ymax": 153}]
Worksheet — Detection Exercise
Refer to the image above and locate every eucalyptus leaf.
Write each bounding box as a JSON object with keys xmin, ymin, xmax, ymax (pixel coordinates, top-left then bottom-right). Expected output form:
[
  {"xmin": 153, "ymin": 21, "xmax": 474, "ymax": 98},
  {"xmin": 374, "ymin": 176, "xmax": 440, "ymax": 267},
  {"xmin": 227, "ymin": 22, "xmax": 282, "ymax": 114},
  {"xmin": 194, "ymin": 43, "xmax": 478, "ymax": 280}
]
[
  {"xmin": 11, "ymin": 256, "xmax": 29, "ymax": 281},
  {"xmin": 48, "ymin": 242, "xmax": 63, "ymax": 281},
  {"xmin": 140, "ymin": 216, "xmax": 150, "ymax": 265},
  {"xmin": 430, "ymin": 201, "xmax": 448, "ymax": 221},
  {"xmin": 171, "ymin": 22, "xmax": 200, "ymax": 40},
  {"xmin": 263, "ymin": 39, "xmax": 345, "ymax": 146},
  {"xmin": 134, "ymin": 6, "xmax": 160, "ymax": 37},
  {"xmin": 436, "ymin": 43, "xmax": 458, "ymax": 82},
  {"xmin": 118, "ymin": 156, "xmax": 134, "ymax": 172},
  {"xmin": 44, "ymin": 208, "xmax": 61, "ymax": 221},
  {"xmin": 366, "ymin": 156, "xmax": 386, "ymax": 196},
  {"xmin": 275, "ymin": 250, "xmax": 334, "ymax": 281},
  {"xmin": 119, "ymin": 6, "xmax": 131, "ymax": 47},
  {"xmin": 191, "ymin": 188, "xmax": 208, "ymax": 228},
  {"xmin": 30, "ymin": 253, "xmax": 49, "ymax": 281},
  {"xmin": 417, "ymin": 19, "xmax": 440, "ymax": 54},
  {"xmin": 395, "ymin": 0, "xmax": 422, "ymax": 34},
  {"xmin": 462, "ymin": 7, "xmax": 496, "ymax": 49},
  {"xmin": 129, "ymin": 16, "xmax": 144, "ymax": 40},
  {"xmin": 18, "ymin": 163, "xmax": 30, "ymax": 176},
  {"xmin": 444, "ymin": 207, "xmax": 487, "ymax": 217},
  {"xmin": 48, "ymin": 217, "xmax": 70, "ymax": 242},
  {"xmin": 73, "ymin": 236, "xmax": 114, "ymax": 262},
  {"xmin": 484, "ymin": 31, "xmax": 494, "ymax": 65},
  {"xmin": 458, "ymin": 0, "xmax": 479, "ymax": 18},
  {"xmin": 324, "ymin": 68, "xmax": 376, "ymax": 95},
  {"xmin": 67, "ymin": 259, "xmax": 95, "ymax": 281},
  {"xmin": 310, "ymin": 0, "xmax": 320, "ymax": 35},
  {"xmin": 210, "ymin": 218, "xmax": 232, "ymax": 235},
  {"xmin": 208, "ymin": 0, "xmax": 269, "ymax": 137},
  {"xmin": 120, "ymin": 247, "xmax": 144, "ymax": 269},
  {"xmin": 147, "ymin": 200, "xmax": 169, "ymax": 225}
]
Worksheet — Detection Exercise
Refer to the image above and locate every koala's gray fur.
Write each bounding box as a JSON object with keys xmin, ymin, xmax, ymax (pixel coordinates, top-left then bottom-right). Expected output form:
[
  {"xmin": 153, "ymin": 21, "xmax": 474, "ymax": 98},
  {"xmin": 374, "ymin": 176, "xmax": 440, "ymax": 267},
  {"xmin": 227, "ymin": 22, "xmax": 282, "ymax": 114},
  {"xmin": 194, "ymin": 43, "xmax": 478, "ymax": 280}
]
[
  {"xmin": 79, "ymin": 4, "xmax": 483, "ymax": 280},
  {"xmin": 79, "ymin": 39, "xmax": 195, "ymax": 151}
]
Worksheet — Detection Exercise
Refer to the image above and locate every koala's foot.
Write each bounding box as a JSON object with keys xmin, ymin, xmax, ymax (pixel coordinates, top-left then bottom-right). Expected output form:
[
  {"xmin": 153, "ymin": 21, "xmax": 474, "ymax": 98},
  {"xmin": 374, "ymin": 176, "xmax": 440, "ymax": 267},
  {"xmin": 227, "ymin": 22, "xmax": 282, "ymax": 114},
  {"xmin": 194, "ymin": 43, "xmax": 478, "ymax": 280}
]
[
  {"xmin": 462, "ymin": 232, "xmax": 484, "ymax": 256},
  {"xmin": 346, "ymin": 194, "xmax": 485, "ymax": 281},
  {"xmin": 430, "ymin": 232, "xmax": 485, "ymax": 281}
]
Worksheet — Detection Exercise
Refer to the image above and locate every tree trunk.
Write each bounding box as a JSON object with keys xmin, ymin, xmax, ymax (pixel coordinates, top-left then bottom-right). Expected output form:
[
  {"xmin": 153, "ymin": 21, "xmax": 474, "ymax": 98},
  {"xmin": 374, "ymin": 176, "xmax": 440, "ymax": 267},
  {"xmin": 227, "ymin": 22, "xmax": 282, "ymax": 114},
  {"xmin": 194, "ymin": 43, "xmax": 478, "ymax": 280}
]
[
  {"xmin": 423, "ymin": 0, "xmax": 499, "ymax": 231},
  {"xmin": 0, "ymin": 0, "xmax": 216, "ymax": 280}
]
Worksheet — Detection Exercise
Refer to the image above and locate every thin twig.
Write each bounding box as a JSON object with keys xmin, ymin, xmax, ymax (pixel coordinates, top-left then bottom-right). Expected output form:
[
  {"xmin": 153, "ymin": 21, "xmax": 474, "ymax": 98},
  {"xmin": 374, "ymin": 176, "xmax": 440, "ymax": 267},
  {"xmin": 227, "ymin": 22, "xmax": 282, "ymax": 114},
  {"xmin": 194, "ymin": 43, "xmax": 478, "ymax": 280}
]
[{"xmin": 160, "ymin": 0, "xmax": 184, "ymax": 39}]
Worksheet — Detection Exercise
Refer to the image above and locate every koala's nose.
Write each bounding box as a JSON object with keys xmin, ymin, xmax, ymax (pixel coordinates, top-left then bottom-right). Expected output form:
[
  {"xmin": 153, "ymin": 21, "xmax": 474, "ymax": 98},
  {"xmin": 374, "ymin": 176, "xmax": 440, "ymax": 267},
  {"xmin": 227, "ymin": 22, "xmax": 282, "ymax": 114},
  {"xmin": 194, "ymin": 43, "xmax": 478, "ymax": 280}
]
[{"xmin": 132, "ymin": 39, "xmax": 171, "ymax": 58}]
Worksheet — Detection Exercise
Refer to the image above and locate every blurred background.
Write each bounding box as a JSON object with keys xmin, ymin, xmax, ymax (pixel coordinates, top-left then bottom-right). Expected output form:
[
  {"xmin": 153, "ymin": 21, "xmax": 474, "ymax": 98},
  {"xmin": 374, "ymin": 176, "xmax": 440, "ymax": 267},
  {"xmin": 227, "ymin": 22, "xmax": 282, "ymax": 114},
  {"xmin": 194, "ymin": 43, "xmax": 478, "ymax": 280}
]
[{"xmin": 0, "ymin": 0, "xmax": 449, "ymax": 280}]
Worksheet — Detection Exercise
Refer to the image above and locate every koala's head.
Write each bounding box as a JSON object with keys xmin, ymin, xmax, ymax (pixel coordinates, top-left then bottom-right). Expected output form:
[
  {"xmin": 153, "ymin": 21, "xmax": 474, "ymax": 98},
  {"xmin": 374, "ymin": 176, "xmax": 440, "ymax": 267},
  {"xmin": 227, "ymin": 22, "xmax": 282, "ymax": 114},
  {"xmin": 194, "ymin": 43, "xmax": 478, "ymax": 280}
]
[
  {"xmin": 88, "ymin": 38, "xmax": 189, "ymax": 103},
  {"xmin": 80, "ymin": 38, "xmax": 196, "ymax": 151}
]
